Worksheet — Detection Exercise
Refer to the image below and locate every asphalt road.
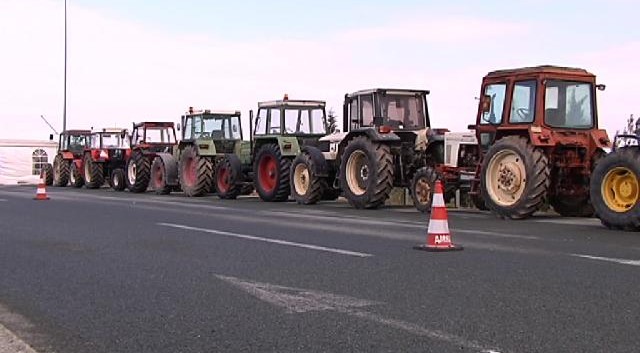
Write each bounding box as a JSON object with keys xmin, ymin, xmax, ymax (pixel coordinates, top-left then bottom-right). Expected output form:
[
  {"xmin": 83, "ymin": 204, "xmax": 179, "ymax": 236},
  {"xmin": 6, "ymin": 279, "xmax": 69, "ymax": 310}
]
[{"xmin": 0, "ymin": 185, "xmax": 638, "ymax": 353}]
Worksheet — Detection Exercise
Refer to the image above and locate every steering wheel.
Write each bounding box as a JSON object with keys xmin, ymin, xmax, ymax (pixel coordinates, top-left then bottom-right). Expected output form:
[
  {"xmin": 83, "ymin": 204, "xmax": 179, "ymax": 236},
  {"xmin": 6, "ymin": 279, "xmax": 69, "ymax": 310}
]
[{"xmin": 516, "ymin": 108, "xmax": 530, "ymax": 120}]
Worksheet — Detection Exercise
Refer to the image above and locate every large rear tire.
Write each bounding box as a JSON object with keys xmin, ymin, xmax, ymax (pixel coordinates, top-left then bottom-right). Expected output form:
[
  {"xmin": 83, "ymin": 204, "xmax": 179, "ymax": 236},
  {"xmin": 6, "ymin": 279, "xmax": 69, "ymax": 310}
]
[
  {"xmin": 339, "ymin": 136, "xmax": 393, "ymax": 209},
  {"xmin": 253, "ymin": 144, "xmax": 291, "ymax": 202},
  {"xmin": 126, "ymin": 150, "xmax": 150, "ymax": 193},
  {"xmin": 69, "ymin": 162, "xmax": 84, "ymax": 188},
  {"xmin": 590, "ymin": 148, "xmax": 640, "ymax": 231},
  {"xmin": 83, "ymin": 154, "xmax": 104, "ymax": 189},
  {"xmin": 215, "ymin": 154, "xmax": 243, "ymax": 200},
  {"xmin": 290, "ymin": 152, "xmax": 326, "ymax": 205},
  {"xmin": 43, "ymin": 163, "xmax": 54, "ymax": 186},
  {"xmin": 480, "ymin": 136, "xmax": 549, "ymax": 219},
  {"xmin": 53, "ymin": 154, "xmax": 69, "ymax": 187},
  {"xmin": 179, "ymin": 146, "xmax": 212, "ymax": 197},
  {"xmin": 410, "ymin": 166, "xmax": 439, "ymax": 213},
  {"xmin": 150, "ymin": 157, "xmax": 172, "ymax": 195},
  {"xmin": 109, "ymin": 168, "xmax": 126, "ymax": 191}
]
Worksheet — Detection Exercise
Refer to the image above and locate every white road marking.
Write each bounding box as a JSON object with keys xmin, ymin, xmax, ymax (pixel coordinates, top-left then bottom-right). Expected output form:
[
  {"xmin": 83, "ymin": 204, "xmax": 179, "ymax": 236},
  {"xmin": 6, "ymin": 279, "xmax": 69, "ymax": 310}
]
[
  {"xmin": 572, "ymin": 254, "xmax": 640, "ymax": 266},
  {"xmin": 0, "ymin": 323, "xmax": 38, "ymax": 353},
  {"xmin": 217, "ymin": 275, "xmax": 504, "ymax": 353},
  {"xmin": 158, "ymin": 223, "xmax": 373, "ymax": 258},
  {"xmin": 534, "ymin": 218, "xmax": 602, "ymax": 226}
]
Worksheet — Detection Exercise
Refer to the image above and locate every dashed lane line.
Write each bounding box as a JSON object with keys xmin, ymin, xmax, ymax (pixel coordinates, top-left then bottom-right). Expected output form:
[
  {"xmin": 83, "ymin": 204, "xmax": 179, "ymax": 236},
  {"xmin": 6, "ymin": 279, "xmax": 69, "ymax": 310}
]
[
  {"xmin": 572, "ymin": 254, "xmax": 640, "ymax": 267},
  {"xmin": 158, "ymin": 222, "xmax": 374, "ymax": 258}
]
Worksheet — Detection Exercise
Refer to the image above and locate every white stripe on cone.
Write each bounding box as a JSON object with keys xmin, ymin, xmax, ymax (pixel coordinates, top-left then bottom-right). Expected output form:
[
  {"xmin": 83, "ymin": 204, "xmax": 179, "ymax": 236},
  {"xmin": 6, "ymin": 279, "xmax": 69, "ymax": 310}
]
[
  {"xmin": 431, "ymin": 192, "xmax": 446, "ymax": 207},
  {"xmin": 427, "ymin": 219, "xmax": 449, "ymax": 234}
]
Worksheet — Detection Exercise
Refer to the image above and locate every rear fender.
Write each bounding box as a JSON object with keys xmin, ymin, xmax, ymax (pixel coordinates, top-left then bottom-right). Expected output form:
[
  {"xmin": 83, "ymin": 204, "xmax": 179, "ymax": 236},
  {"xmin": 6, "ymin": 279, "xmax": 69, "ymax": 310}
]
[
  {"xmin": 301, "ymin": 146, "xmax": 329, "ymax": 177},
  {"xmin": 155, "ymin": 152, "xmax": 179, "ymax": 186},
  {"xmin": 337, "ymin": 130, "xmax": 401, "ymax": 155}
]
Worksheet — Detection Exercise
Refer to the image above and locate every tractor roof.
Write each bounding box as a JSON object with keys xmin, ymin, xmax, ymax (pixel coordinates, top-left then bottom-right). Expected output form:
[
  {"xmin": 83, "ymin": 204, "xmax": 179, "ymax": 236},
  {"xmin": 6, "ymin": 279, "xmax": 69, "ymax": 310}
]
[
  {"xmin": 486, "ymin": 65, "xmax": 595, "ymax": 78},
  {"xmin": 133, "ymin": 121, "xmax": 175, "ymax": 128},
  {"xmin": 346, "ymin": 88, "xmax": 430, "ymax": 98},
  {"xmin": 98, "ymin": 128, "xmax": 128, "ymax": 134},
  {"xmin": 186, "ymin": 110, "xmax": 241, "ymax": 117},
  {"xmin": 62, "ymin": 129, "xmax": 92, "ymax": 135},
  {"xmin": 258, "ymin": 99, "xmax": 326, "ymax": 108}
]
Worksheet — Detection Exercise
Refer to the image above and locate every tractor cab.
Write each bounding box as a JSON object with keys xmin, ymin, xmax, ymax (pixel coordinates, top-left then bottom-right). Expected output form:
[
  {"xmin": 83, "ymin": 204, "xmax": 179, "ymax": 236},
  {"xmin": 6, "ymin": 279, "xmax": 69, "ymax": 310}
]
[
  {"xmin": 343, "ymin": 88, "xmax": 430, "ymax": 132},
  {"xmin": 181, "ymin": 107, "xmax": 243, "ymax": 155},
  {"xmin": 92, "ymin": 128, "xmax": 130, "ymax": 150},
  {"xmin": 253, "ymin": 95, "xmax": 328, "ymax": 145},
  {"xmin": 131, "ymin": 122, "xmax": 177, "ymax": 153},
  {"xmin": 59, "ymin": 130, "xmax": 92, "ymax": 157},
  {"xmin": 473, "ymin": 65, "xmax": 609, "ymax": 152}
]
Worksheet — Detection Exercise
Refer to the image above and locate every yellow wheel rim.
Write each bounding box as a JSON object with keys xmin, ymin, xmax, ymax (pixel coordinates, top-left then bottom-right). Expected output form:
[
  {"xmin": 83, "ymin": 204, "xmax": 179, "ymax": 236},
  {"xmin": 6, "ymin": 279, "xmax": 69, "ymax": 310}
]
[
  {"xmin": 601, "ymin": 167, "xmax": 639, "ymax": 212},
  {"xmin": 485, "ymin": 150, "xmax": 526, "ymax": 207},
  {"xmin": 293, "ymin": 163, "xmax": 310, "ymax": 196}
]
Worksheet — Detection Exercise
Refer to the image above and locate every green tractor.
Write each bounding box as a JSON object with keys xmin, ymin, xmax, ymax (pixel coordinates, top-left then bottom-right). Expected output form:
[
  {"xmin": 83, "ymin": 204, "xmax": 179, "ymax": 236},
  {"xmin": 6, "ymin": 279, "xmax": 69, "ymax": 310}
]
[
  {"xmin": 149, "ymin": 108, "xmax": 253, "ymax": 198},
  {"xmin": 251, "ymin": 95, "xmax": 330, "ymax": 202}
]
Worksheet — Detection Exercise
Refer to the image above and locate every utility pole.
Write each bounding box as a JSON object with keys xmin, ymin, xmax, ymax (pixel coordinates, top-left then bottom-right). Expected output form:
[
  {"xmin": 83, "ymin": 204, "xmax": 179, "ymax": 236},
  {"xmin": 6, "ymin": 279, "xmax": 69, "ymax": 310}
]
[{"xmin": 63, "ymin": 0, "xmax": 67, "ymax": 133}]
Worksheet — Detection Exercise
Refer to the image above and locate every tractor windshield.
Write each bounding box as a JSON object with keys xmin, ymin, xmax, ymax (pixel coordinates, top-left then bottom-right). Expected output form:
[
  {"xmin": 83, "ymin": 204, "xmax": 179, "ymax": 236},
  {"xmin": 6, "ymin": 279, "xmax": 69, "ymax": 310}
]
[
  {"xmin": 66, "ymin": 134, "xmax": 90, "ymax": 152},
  {"xmin": 379, "ymin": 94, "xmax": 427, "ymax": 129},
  {"xmin": 544, "ymin": 81, "xmax": 594, "ymax": 129},
  {"xmin": 144, "ymin": 127, "xmax": 176, "ymax": 144},
  {"xmin": 203, "ymin": 115, "xmax": 242, "ymax": 140},
  {"xmin": 100, "ymin": 133, "xmax": 130, "ymax": 148},
  {"xmin": 284, "ymin": 107, "xmax": 326, "ymax": 135}
]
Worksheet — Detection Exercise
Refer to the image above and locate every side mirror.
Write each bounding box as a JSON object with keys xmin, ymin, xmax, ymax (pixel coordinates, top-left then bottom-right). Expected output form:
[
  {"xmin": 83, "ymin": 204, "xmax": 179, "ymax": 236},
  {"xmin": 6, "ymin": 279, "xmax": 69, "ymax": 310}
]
[
  {"xmin": 596, "ymin": 84, "xmax": 606, "ymax": 91},
  {"xmin": 49, "ymin": 134, "xmax": 54, "ymax": 141},
  {"xmin": 177, "ymin": 123, "xmax": 181, "ymax": 131},
  {"xmin": 480, "ymin": 95, "xmax": 492, "ymax": 113},
  {"xmin": 467, "ymin": 124, "xmax": 477, "ymax": 130}
]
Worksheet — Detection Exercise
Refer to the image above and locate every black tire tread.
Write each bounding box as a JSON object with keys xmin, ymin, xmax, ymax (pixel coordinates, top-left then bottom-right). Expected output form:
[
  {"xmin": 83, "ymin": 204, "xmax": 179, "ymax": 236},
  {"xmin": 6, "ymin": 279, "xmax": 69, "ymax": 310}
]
[
  {"xmin": 481, "ymin": 136, "xmax": 550, "ymax": 219},
  {"xmin": 84, "ymin": 154, "xmax": 104, "ymax": 189},
  {"xmin": 216, "ymin": 154, "xmax": 243, "ymax": 200},
  {"xmin": 53, "ymin": 154, "xmax": 69, "ymax": 187},
  {"xmin": 340, "ymin": 136, "xmax": 393, "ymax": 209},
  {"xmin": 253, "ymin": 144, "xmax": 291, "ymax": 202},
  {"xmin": 127, "ymin": 150, "xmax": 150, "ymax": 193},
  {"xmin": 290, "ymin": 152, "xmax": 325, "ymax": 205},
  {"xmin": 179, "ymin": 146, "xmax": 213, "ymax": 197},
  {"xmin": 590, "ymin": 148, "xmax": 640, "ymax": 231}
]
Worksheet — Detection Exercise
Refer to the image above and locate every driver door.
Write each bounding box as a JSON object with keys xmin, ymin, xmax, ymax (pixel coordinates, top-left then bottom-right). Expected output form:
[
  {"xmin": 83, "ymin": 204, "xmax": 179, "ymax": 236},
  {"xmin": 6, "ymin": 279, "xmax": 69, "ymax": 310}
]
[{"xmin": 475, "ymin": 82, "xmax": 507, "ymax": 152}]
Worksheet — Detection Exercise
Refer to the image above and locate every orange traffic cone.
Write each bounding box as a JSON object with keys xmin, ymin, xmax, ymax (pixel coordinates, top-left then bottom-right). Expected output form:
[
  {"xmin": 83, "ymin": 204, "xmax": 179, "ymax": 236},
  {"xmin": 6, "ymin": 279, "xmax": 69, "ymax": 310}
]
[
  {"xmin": 34, "ymin": 171, "xmax": 50, "ymax": 201},
  {"xmin": 414, "ymin": 180, "xmax": 462, "ymax": 252}
]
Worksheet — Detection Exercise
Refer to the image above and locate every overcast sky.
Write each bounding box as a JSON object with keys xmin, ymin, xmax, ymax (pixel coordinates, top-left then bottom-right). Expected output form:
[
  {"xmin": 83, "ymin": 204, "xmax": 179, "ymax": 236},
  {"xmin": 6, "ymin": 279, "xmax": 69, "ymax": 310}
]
[{"xmin": 0, "ymin": 0, "xmax": 638, "ymax": 140}]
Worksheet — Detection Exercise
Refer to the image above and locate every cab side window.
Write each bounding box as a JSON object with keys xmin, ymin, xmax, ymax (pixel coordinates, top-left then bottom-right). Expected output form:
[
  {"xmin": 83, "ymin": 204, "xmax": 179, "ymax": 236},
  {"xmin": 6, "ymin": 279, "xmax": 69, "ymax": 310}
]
[{"xmin": 481, "ymin": 83, "xmax": 507, "ymax": 125}]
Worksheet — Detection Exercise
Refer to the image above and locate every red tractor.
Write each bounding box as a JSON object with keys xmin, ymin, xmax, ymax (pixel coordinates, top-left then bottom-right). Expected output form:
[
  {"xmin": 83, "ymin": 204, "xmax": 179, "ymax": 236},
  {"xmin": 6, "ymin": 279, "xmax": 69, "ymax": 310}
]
[
  {"xmin": 469, "ymin": 66, "xmax": 611, "ymax": 219},
  {"xmin": 50, "ymin": 130, "xmax": 93, "ymax": 188},
  {"xmin": 125, "ymin": 122, "xmax": 178, "ymax": 193},
  {"xmin": 83, "ymin": 128, "xmax": 131, "ymax": 191}
]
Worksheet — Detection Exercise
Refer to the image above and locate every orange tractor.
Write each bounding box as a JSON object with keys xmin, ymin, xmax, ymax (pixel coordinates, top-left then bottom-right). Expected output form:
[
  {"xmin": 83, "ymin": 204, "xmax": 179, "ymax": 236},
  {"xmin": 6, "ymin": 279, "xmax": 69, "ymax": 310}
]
[
  {"xmin": 125, "ymin": 122, "xmax": 179, "ymax": 193},
  {"xmin": 50, "ymin": 130, "xmax": 93, "ymax": 188},
  {"xmin": 469, "ymin": 65, "xmax": 610, "ymax": 219},
  {"xmin": 82, "ymin": 128, "xmax": 131, "ymax": 190}
]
